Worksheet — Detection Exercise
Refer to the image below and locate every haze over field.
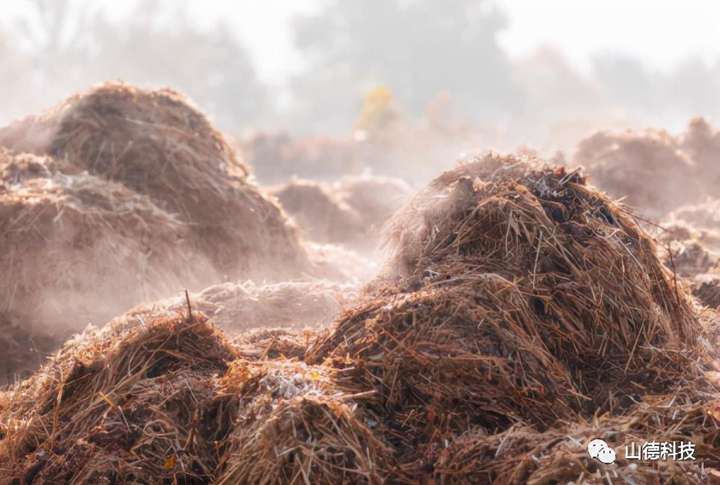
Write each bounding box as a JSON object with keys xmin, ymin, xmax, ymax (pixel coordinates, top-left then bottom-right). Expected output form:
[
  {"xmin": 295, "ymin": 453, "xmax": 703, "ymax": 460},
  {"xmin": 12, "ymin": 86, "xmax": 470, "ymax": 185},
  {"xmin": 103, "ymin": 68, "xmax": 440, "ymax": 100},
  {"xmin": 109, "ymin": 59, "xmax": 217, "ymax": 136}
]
[{"xmin": 1, "ymin": 0, "xmax": 719, "ymax": 155}]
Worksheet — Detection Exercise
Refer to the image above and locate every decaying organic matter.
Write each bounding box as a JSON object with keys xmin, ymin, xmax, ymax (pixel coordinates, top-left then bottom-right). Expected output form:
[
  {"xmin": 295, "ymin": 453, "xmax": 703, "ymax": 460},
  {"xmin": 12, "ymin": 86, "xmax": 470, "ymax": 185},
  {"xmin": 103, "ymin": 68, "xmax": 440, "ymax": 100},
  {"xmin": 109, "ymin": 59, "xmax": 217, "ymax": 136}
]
[
  {"xmin": 271, "ymin": 178, "xmax": 363, "ymax": 244},
  {"xmin": 215, "ymin": 359, "xmax": 393, "ymax": 484},
  {"xmin": 0, "ymin": 149, "xmax": 208, "ymax": 382},
  {"xmin": 0, "ymin": 312, "xmax": 236, "ymax": 483},
  {"xmin": 574, "ymin": 128, "xmax": 700, "ymax": 217},
  {"xmin": 271, "ymin": 174, "xmax": 411, "ymax": 251},
  {"xmin": 0, "ymin": 309, "xmax": 393, "ymax": 483},
  {"xmin": 575, "ymin": 118, "xmax": 720, "ymax": 221},
  {"xmin": 2, "ymin": 105, "xmax": 720, "ymax": 483},
  {"xmin": 0, "ymin": 83, "xmax": 323, "ymax": 384},
  {"xmin": 309, "ymin": 154, "xmax": 718, "ymax": 482},
  {"xmin": 0, "ymin": 82, "xmax": 310, "ymax": 280}
]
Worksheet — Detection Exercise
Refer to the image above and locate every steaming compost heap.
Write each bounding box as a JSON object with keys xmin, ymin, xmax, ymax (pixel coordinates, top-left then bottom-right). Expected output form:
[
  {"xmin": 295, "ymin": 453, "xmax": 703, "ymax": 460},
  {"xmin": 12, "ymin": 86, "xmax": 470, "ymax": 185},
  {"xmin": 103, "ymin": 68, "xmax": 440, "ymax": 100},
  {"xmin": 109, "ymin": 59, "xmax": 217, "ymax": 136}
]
[
  {"xmin": 271, "ymin": 174, "xmax": 411, "ymax": 249},
  {"xmin": 0, "ymin": 83, "xmax": 321, "ymax": 384},
  {"xmin": 1, "ymin": 154, "xmax": 718, "ymax": 483},
  {"xmin": 0, "ymin": 82, "xmax": 310, "ymax": 280},
  {"xmin": 575, "ymin": 117, "xmax": 720, "ymax": 220},
  {"xmin": 271, "ymin": 178, "xmax": 363, "ymax": 244},
  {"xmin": 309, "ymin": 154, "xmax": 718, "ymax": 481},
  {"xmin": 0, "ymin": 148, "xmax": 208, "ymax": 383}
]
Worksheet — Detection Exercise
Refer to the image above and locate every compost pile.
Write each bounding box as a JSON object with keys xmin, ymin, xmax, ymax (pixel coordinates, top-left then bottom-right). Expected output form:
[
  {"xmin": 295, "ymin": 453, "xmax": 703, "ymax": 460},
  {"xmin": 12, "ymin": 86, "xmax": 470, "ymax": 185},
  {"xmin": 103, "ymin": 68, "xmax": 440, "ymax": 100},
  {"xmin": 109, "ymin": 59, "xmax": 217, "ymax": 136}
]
[
  {"xmin": 666, "ymin": 198, "xmax": 720, "ymax": 251},
  {"xmin": 574, "ymin": 127, "xmax": 699, "ymax": 217},
  {"xmin": 0, "ymin": 312, "xmax": 237, "ymax": 483},
  {"xmin": 0, "ymin": 305, "xmax": 390, "ymax": 483},
  {"xmin": 1, "ymin": 154, "xmax": 719, "ymax": 484},
  {"xmin": 681, "ymin": 117, "xmax": 720, "ymax": 187},
  {"xmin": 575, "ymin": 117, "xmax": 720, "ymax": 221},
  {"xmin": 0, "ymin": 82, "xmax": 310, "ymax": 280},
  {"xmin": 656, "ymin": 200, "xmax": 720, "ymax": 307},
  {"xmin": 242, "ymin": 132, "xmax": 363, "ymax": 184},
  {"xmin": 271, "ymin": 174, "xmax": 411, "ymax": 250},
  {"xmin": 0, "ymin": 148, "xmax": 208, "ymax": 382},
  {"xmin": 308, "ymin": 154, "xmax": 720, "ymax": 482},
  {"xmin": 271, "ymin": 178, "xmax": 363, "ymax": 244},
  {"xmin": 0, "ymin": 83, "xmax": 320, "ymax": 383}
]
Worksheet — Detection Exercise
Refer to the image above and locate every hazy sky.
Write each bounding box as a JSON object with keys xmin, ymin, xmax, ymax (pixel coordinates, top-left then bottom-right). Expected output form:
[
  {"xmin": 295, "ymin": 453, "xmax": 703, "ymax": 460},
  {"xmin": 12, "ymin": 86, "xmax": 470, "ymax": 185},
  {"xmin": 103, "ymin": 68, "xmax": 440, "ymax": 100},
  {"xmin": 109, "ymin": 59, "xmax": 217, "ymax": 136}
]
[
  {"xmin": 6, "ymin": 0, "xmax": 720, "ymax": 83},
  {"xmin": 497, "ymin": 0, "xmax": 720, "ymax": 73},
  {"xmin": 171, "ymin": 0, "xmax": 720, "ymax": 83}
]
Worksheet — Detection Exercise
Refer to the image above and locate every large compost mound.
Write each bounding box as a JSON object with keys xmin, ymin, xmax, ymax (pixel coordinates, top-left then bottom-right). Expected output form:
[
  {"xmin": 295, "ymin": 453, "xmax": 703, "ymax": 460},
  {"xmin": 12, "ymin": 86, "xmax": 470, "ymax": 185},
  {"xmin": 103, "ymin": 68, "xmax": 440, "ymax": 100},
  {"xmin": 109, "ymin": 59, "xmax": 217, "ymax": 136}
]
[
  {"xmin": 0, "ymin": 312, "xmax": 237, "ymax": 483},
  {"xmin": 2, "ymin": 154, "xmax": 718, "ymax": 484},
  {"xmin": 657, "ymin": 201, "xmax": 720, "ymax": 307},
  {"xmin": 681, "ymin": 117, "xmax": 720, "ymax": 186},
  {"xmin": 0, "ymin": 82, "xmax": 310, "ymax": 279},
  {"xmin": 309, "ymin": 154, "xmax": 718, "ymax": 481},
  {"xmin": 667, "ymin": 198, "xmax": 720, "ymax": 249},
  {"xmin": 0, "ymin": 308, "xmax": 394, "ymax": 483},
  {"xmin": 0, "ymin": 149, "xmax": 211, "ymax": 381}
]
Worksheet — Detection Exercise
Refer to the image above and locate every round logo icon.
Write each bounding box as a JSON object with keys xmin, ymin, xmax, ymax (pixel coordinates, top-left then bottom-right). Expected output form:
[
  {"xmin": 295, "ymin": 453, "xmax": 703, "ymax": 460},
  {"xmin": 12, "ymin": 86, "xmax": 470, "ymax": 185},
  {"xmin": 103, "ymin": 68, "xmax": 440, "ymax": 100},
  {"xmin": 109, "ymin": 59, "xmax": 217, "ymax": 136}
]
[{"xmin": 588, "ymin": 438, "xmax": 616, "ymax": 464}]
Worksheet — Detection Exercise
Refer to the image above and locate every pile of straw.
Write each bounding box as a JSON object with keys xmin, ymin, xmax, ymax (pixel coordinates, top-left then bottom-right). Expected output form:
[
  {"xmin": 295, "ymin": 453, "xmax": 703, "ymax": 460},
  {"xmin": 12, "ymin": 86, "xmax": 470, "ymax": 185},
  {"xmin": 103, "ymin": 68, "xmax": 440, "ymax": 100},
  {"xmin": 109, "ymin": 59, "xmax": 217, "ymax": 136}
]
[
  {"xmin": 2, "ymin": 153, "xmax": 719, "ymax": 483},
  {"xmin": 666, "ymin": 198, "xmax": 720, "ymax": 251},
  {"xmin": 0, "ymin": 82, "xmax": 310, "ymax": 280},
  {"xmin": 656, "ymin": 207, "xmax": 720, "ymax": 307},
  {"xmin": 575, "ymin": 118, "xmax": 720, "ymax": 220},
  {"xmin": 574, "ymin": 128, "xmax": 699, "ymax": 217},
  {"xmin": 271, "ymin": 179, "xmax": 363, "ymax": 244},
  {"xmin": 681, "ymin": 117, "xmax": 720, "ymax": 186},
  {"xmin": 0, "ymin": 308, "xmax": 391, "ymax": 483},
  {"xmin": 310, "ymin": 154, "xmax": 718, "ymax": 482},
  {"xmin": 271, "ymin": 174, "xmax": 411, "ymax": 251},
  {"xmin": 693, "ymin": 274, "xmax": 720, "ymax": 309},
  {"xmin": 215, "ymin": 359, "xmax": 393, "ymax": 483},
  {"xmin": 0, "ymin": 149, "xmax": 210, "ymax": 380},
  {"xmin": 0, "ymin": 311, "xmax": 237, "ymax": 483}
]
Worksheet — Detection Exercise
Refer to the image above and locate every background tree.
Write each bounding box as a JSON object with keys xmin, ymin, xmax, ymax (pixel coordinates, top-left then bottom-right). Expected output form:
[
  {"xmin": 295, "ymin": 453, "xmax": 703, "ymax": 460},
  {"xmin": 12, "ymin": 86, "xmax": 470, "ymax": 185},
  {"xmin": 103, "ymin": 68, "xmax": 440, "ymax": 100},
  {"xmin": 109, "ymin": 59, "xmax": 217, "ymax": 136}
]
[
  {"xmin": 290, "ymin": 0, "xmax": 521, "ymax": 133},
  {"xmin": 0, "ymin": 0, "xmax": 270, "ymax": 130}
]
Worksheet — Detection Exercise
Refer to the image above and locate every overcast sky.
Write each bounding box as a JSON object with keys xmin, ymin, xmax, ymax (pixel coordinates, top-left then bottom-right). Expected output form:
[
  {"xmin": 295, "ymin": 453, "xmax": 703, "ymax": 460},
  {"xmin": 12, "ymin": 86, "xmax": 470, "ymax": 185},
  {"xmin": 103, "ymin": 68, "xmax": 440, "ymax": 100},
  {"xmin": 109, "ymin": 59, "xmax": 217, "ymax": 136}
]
[
  {"xmin": 5, "ymin": 0, "xmax": 720, "ymax": 84},
  {"xmin": 172, "ymin": 0, "xmax": 720, "ymax": 83}
]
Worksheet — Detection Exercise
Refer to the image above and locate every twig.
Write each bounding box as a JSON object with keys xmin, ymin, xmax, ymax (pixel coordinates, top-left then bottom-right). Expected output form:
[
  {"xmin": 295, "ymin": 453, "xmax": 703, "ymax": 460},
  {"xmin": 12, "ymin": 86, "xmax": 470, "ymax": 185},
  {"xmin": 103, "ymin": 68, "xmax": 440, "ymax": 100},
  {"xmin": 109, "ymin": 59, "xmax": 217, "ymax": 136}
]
[{"xmin": 185, "ymin": 289, "xmax": 194, "ymax": 323}]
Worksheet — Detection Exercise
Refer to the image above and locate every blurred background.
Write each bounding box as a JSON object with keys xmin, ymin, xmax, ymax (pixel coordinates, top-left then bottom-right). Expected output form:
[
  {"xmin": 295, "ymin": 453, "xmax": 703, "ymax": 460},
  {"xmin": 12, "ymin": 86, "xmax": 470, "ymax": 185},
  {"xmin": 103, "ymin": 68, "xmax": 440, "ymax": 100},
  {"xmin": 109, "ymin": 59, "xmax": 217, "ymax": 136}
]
[{"xmin": 2, "ymin": 0, "xmax": 719, "ymax": 183}]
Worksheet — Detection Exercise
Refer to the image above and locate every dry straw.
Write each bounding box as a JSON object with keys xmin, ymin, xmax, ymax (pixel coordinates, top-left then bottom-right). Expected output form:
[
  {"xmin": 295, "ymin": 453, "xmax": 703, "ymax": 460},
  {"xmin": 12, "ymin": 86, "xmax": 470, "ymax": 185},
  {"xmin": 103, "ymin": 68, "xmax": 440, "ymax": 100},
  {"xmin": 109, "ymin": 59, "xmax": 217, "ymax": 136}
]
[
  {"xmin": 2, "ymin": 150, "xmax": 719, "ymax": 483},
  {"xmin": 0, "ymin": 82, "xmax": 310, "ymax": 280}
]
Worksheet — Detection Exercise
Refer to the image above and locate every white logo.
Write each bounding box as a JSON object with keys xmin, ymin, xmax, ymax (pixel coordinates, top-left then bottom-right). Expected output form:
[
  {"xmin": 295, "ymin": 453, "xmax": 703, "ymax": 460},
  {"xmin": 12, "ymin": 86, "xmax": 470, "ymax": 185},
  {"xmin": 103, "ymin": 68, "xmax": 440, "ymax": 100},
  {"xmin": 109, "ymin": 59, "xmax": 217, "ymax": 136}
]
[{"xmin": 588, "ymin": 439, "xmax": 616, "ymax": 464}]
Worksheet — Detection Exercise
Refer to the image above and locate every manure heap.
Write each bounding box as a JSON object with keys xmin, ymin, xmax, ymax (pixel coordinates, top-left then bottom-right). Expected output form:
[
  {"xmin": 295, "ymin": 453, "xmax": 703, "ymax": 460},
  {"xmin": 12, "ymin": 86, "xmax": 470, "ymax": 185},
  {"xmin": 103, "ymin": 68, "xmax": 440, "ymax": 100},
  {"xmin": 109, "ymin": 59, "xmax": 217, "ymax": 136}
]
[
  {"xmin": 0, "ymin": 83, "xmax": 311, "ymax": 383},
  {"xmin": 271, "ymin": 174, "xmax": 411, "ymax": 249},
  {"xmin": 0, "ymin": 82, "xmax": 309, "ymax": 280},
  {"xmin": 1, "ymin": 154, "xmax": 719, "ymax": 484},
  {"xmin": 575, "ymin": 117, "xmax": 720, "ymax": 219}
]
